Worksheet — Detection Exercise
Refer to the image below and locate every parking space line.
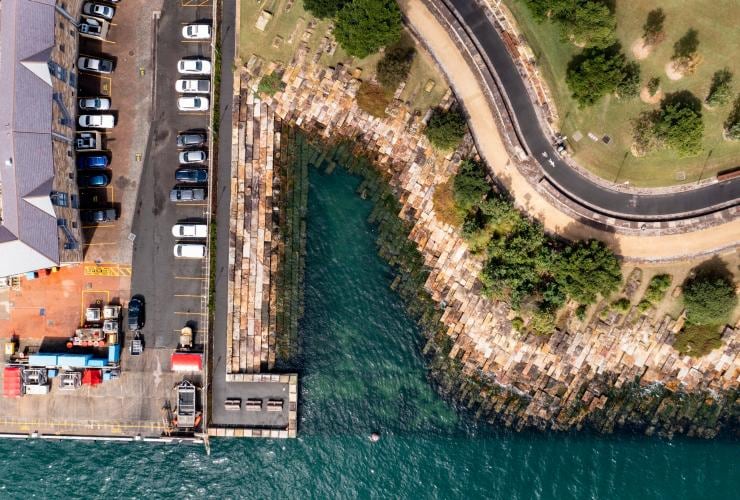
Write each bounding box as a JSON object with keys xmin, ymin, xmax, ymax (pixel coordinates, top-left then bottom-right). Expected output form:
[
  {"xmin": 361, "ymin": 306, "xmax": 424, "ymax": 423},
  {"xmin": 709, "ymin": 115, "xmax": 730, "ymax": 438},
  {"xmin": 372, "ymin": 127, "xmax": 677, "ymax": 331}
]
[
  {"xmin": 174, "ymin": 311, "xmax": 207, "ymax": 316},
  {"xmin": 175, "ymin": 203, "xmax": 208, "ymax": 206},
  {"xmin": 82, "ymin": 224, "xmax": 116, "ymax": 229},
  {"xmin": 174, "ymin": 276, "xmax": 208, "ymax": 280},
  {"xmin": 174, "ymin": 294, "xmax": 205, "ymax": 298},
  {"xmin": 83, "ymin": 242, "xmax": 118, "ymax": 246}
]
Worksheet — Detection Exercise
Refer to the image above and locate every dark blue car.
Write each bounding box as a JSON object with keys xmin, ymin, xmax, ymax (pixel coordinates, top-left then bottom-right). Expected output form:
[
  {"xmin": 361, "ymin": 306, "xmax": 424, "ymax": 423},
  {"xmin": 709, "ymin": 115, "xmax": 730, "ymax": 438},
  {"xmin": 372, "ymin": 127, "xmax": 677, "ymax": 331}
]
[
  {"xmin": 175, "ymin": 168, "xmax": 208, "ymax": 183},
  {"xmin": 77, "ymin": 155, "xmax": 109, "ymax": 169},
  {"xmin": 78, "ymin": 173, "xmax": 110, "ymax": 187}
]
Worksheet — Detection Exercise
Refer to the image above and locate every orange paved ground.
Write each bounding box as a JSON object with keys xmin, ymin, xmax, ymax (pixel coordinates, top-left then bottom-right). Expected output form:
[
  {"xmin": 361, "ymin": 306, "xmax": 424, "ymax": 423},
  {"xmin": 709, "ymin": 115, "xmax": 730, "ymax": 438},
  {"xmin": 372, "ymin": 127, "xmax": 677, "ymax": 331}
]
[{"xmin": 0, "ymin": 264, "xmax": 131, "ymax": 340}]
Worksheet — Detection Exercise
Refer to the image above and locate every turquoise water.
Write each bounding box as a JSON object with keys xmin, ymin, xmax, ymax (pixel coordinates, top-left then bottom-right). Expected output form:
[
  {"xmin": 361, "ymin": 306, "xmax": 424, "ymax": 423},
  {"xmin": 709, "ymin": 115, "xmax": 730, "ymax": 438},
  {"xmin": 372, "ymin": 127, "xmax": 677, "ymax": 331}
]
[{"xmin": 0, "ymin": 166, "xmax": 737, "ymax": 499}]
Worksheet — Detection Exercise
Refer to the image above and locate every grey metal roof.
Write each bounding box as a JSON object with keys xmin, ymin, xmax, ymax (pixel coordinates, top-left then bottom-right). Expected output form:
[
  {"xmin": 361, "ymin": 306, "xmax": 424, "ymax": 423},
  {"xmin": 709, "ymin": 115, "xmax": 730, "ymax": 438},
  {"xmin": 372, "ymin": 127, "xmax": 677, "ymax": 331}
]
[{"xmin": 0, "ymin": 0, "xmax": 61, "ymax": 276}]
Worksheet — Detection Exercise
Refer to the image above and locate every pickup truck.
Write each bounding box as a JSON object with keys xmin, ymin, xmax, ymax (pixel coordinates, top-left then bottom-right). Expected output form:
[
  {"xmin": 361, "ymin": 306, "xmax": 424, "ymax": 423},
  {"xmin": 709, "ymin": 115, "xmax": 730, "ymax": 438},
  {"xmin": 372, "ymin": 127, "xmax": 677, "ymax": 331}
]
[
  {"xmin": 175, "ymin": 79, "xmax": 211, "ymax": 94},
  {"xmin": 75, "ymin": 131, "xmax": 102, "ymax": 151},
  {"xmin": 78, "ymin": 16, "xmax": 109, "ymax": 40},
  {"xmin": 79, "ymin": 114, "xmax": 115, "ymax": 129}
]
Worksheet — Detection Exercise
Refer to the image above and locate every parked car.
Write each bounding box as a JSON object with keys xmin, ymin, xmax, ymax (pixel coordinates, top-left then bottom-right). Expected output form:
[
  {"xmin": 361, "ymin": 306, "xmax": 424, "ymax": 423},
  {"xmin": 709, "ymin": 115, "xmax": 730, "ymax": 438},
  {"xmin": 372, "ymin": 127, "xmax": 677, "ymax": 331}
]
[
  {"xmin": 130, "ymin": 331, "xmax": 144, "ymax": 355},
  {"xmin": 78, "ymin": 56, "xmax": 113, "ymax": 74},
  {"xmin": 78, "ymin": 17, "xmax": 109, "ymax": 40},
  {"xmin": 79, "ymin": 97, "xmax": 111, "ymax": 110},
  {"xmin": 182, "ymin": 24, "xmax": 211, "ymax": 40},
  {"xmin": 127, "ymin": 295, "xmax": 145, "ymax": 330},
  {"xmin": 81, "ymin": 208, "xmax": 117, "ymax": 223},
  {"xmin": 78, "ymin": 114, "xmax": 115, "ymax": 129},
  {"xmin": 83, "ymin": 2, "xmax": 115, "ymax": 20},
  {"xmin": 76, "ymin": 154, "xmax": 109, "ymax": 169},
  {"xmin": 177, "ymin": 58, "xmax": 211, "ymax": 75},
  {"xmin": 177, "ymin": 96, "xmax": 209, "ymax": 111},
  {"xmin": 170, "ymin": 186, "xmax": 206, "ymax": 201},
  {"xmin": 176, "ymin": 168, "xmax": 208, "ymax": 183},
  {"xmin": 175, "ymin": 79, "xmax": 211, "ymax": 94},
  {"xmin": 172, "ymin": 223, "xmax": 208, "ymax": 238},
  {"xmin": 176, "ymin": 132, "xmax": 207, "ymax": 148},
  {"xmin": 78, "ymin": 173, "xmax": 110, "ymax": 187},
  {"xmin": 179, "ymin": 150, "xmax": 207, "ymax": 164},
  {"xmin": 174, "ymin": 243, "xmax": 207, "ymax": 259}
]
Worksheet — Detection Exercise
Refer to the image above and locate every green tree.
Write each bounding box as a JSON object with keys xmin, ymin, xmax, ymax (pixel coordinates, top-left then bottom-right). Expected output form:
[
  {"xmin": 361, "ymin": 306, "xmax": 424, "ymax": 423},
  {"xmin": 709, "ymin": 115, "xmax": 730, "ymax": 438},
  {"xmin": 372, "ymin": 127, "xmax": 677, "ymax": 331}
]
[
  {"xmin": 642, "ymin": 8, "xmax": 666, "ymax": 45},
  {"xmin": 424, "ymin": 107, "xmax": 467, "ymax": 150},
  {"xmin": 303, "ymin": 0, "xmax": 349, "ymax": 18},
  {"xmin": 377, "ymin": 43, "xmax": 416, "ymax": 90},
  {"xmin": 682, "ymin": 272, "xmax": 737, "ymax": 326},
  {"xmin": 530, "ymin": 309, "xmax": 557, "ymax": 336},
  {"xmin": 334, "ymin": 0, "xmax": 402, "ymax": 58},
  {"xmin": 705, "ymin": 68, "xmax": 734, "ymax": 107},
  {"xmin": 554, "ymin": 239, "xmax": 622, "ymax": 304},
  {"xmin": 644, "ymin": 273, "xmax": 672, "ymax": 303},
  {"xmin": 452, "ymin": 159, "xmax": 489, "ymax": 214},
  {"xmin": 647, "ymin": 76, "xmax": 661, "ymax": 96},
  {"xmin": 565, "ymin": 48, "xmax": 627, "ymax": 106},
  {"xmin": 561, "ymin": 1, "xmax": 616, "ymax": 49},
  {"xmin": 616, "ymin": 61, "xmax": 641, "ymax": 99},
  {"xmin": 654, "ymin": 96, "xmax": 704, "ymax": 156},
  {"xmin": 725, "ymin": 95, "xmax": 740, "ymax": 140}
]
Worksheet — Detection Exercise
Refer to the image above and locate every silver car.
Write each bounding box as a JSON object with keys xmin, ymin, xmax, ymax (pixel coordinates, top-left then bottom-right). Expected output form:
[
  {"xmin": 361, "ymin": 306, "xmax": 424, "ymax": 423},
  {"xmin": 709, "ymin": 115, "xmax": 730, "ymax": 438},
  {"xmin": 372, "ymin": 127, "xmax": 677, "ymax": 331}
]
[
  {"xmin": 179, "ymin": 150, "xmax": 207, "ymax": 164},
  {"xmin": 79, "ymin": 97, "xmax": 111, "ymax": 110}
]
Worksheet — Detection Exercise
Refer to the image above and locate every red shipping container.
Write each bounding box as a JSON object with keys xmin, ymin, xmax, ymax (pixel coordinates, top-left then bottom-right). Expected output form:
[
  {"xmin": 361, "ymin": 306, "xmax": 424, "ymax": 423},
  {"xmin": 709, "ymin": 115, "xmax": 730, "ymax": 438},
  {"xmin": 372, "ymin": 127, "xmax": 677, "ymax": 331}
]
[
  {"xmin": 3, "ymin": 367, "xmax": 21, "ymax": 397},
  {"xmin": 81, "ymin": 369, "xmax": 102, "ymax": 386},
  {"xmin": 170, "ymin": 353, "xmax": 202, "ymax": 372}
]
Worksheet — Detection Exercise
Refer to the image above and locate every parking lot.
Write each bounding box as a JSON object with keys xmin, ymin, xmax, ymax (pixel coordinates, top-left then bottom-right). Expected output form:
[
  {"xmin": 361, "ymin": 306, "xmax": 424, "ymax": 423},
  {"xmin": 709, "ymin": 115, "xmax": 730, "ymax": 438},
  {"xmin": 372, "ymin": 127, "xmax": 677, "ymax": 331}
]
[
  {"xmin": 76, "ymin": 0, "xmax": 161, "ymax": 266},
  {"xmin": 130, "ymin": 0, "xmax": 213, "ymax": 352}
]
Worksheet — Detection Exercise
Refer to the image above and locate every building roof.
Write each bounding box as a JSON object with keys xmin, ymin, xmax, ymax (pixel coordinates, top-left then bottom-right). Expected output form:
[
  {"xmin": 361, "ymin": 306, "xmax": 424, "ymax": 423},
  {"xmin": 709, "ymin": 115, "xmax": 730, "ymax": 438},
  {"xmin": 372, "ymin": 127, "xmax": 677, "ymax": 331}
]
[{"xmin": 0, "ymin": 0, "xmax": 61, "ymax": 277}]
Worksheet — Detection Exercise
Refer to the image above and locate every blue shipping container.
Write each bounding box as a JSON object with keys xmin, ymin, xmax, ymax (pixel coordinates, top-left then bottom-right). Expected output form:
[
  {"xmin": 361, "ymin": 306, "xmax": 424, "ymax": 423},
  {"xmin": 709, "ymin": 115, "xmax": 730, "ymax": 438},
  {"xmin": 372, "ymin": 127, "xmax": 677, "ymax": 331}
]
[
  {"xmin": 107, "ymin": 344, "xmax": 121, "ymax": 364},
  {"xmin": 28, "ymin": 354, "xmax": 58, "ymax": 367},
  {"xmin": 48, "ymin": 369, "xmax": 58, "ymax": 378},
  {"xmin": 103, "ymin": 371, "xmax": 112, "ymax": 381},
  {"xmin": 87, "ymin": 358, "xmax": 107, "ymax": 368},
  {"xmin": 57, "ymin": 354, "xmax": 91, "ymax": 368}
]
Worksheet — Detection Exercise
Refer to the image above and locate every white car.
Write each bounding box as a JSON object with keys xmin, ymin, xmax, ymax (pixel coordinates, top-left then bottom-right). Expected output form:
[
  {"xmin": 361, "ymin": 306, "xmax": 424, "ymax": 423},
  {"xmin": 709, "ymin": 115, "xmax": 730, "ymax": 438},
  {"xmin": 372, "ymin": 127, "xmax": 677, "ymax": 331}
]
[
  {"xmin": 177, "ymin": 96, "xmax": 209, "ymax": 112},
  {"xmin": 78, "ymin": 114, "xmax": 115, "ymax": 129},
  {"xmin": 171, "ymin": 224, "xmax": 208, "ymax": 238},
  {"xmin": 78, "ymin": 56, "xmax": 113, "ymax": 74},
  {"xmin": 179, "ymin": 150, "xmax": 207, "ymax": 164},
  {"xmin": 175, "ymin": 79, "xmax": 211, "ymax": 94},
  {"xmin": 182, "ymin": 24, "xmax": 211, "ymax": 40},
  {"xmin": 79, "ymin": 97, "xmax": 111, "ymax": 110},
  {"xmin": 177, "ymin": 58, "xmax": 211, "ymax": 75},
  {"xmin": 173, "ymin": 243, "xmax": 206, "ymax": 258},
  {"xmin": 83, "ymin": 2, "xmax": 115, "ymax": 20}
]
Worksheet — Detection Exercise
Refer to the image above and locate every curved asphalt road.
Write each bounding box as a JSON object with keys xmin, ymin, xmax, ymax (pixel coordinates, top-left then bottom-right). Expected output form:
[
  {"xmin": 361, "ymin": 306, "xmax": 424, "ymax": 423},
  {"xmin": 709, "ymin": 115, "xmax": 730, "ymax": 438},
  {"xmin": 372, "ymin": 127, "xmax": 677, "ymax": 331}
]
[{"xmin": 445, "ymin": 0, "xmax": 740, "ymax": 220}]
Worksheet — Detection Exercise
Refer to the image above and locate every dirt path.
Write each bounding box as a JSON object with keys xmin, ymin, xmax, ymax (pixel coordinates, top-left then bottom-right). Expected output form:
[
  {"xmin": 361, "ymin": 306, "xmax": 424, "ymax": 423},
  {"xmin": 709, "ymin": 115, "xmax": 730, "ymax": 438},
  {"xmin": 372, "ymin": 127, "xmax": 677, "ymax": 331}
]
[{"xmin": 400, "ymin": 0, "xmax": 738, "ymax": 261}]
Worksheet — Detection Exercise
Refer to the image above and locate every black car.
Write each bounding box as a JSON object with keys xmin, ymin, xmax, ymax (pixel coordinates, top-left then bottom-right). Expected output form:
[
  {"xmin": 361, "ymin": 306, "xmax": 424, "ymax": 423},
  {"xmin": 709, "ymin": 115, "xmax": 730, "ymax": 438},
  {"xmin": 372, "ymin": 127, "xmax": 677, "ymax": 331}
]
[
  {"xmin": 81, "ymin": 208, "xmax": 117, "ymax": 224},
  {"xmin": 127, "ymin": 294, "xmax": 145, "ymax": 331}
]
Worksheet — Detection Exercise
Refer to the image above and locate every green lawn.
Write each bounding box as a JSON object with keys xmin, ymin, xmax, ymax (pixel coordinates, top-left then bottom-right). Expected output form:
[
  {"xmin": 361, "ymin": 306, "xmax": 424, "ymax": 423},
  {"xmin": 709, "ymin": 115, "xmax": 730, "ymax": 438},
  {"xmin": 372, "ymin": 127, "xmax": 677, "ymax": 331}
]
[
  {"xmin": 239, "ymin": 0, "xmax": 446, "ymax": 112},
  {"xmin": 505, "ymin": 0, "xmax": 740, "ymax": 187}
]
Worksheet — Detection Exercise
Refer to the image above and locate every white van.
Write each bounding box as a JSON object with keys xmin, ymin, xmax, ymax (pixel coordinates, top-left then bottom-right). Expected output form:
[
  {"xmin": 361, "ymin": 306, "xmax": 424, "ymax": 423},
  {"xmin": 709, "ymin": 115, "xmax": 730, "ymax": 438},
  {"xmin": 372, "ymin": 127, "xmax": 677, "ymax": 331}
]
[{"xmin": 173, "ymin": 243, "xmax": 206, "ymax": 258}]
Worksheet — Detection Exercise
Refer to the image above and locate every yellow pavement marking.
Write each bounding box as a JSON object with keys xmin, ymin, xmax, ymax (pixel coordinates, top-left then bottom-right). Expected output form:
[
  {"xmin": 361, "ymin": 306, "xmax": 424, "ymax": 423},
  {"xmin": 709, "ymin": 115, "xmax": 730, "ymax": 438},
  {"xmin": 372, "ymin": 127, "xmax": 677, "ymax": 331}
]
[
  {"xmin": 174, "ymin": 311, "xmax": 207, "ymax": 316},
  {"xmin": 83, "ymin": 242, "xmax": 118, "ymax": 246},
  {"xmin": 78, "ymin": 69, "xmax": 113, "ymax": 96},
  {"xmin": 82, "ymin": 224, "xmax": 116, "ymax": 229},
  {"xmin": 101, "ymin": 39, "xmax": 116, "ymax": 44},
  {"xmin": 174, "ymin": 294, "xmax": 204, "ymax": 298},
  {"xmin": 84, "ymin": 264, "xmax": 132, "ymax": 277}
]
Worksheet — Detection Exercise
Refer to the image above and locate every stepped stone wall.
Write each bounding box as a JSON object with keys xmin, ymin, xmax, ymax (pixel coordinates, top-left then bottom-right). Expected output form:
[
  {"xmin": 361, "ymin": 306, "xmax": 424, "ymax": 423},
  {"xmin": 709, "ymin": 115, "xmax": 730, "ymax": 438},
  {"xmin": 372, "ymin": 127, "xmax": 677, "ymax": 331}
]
[{"xmin": 242, "ymin": 49, "xmax": 738, "ymax": 435}]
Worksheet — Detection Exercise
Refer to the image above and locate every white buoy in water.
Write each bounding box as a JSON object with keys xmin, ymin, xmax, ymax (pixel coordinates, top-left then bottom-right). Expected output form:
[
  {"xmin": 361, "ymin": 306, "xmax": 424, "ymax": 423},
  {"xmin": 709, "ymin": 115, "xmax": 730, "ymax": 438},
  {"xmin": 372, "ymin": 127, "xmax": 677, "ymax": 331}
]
[{"xmin": 370, "ymin": 432, "xmax": 381, "ymax": 442}]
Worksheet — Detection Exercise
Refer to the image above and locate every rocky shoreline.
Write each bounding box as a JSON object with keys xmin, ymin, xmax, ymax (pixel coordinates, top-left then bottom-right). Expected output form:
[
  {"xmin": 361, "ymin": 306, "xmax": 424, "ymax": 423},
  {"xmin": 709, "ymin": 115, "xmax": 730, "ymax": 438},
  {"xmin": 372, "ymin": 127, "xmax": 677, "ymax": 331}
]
[{"xmin": 240, "ymin": 46, "xmax": 738, "ymax": 438}]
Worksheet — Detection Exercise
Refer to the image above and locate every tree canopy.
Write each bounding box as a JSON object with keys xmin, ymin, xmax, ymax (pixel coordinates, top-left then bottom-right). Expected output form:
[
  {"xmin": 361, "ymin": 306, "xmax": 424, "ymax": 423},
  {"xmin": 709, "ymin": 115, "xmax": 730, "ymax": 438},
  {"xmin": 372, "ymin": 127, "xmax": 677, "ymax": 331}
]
[
  {"xmin": 424, "ymin": 108, "xmax": 467, "ymax": 150},
  {"xmin": 683, "ymin": 272, "xmax": 737, "ymax": 326},
  {"xmin": 553, "ymin": 239, "xmax": 622, "ymax": 304},
  {"xmin": 377, "ymin": 42, "xmax": 416, "ymax": 90},
  {"xmin": 303, "ymin": 0, "xmax": 349, "ymax": 18},
  {"xmin": 334, "ymin": 0, "xmax": 402, "ymax": 58},
  {"xmin": 705, "ymin": 68, "xmax": 734, "ymax": 107},
  {"xmin": 725, "ymin": 96, "xmax": 740, "ymax": 140},
  {"xmin": 561, "ymin": 1, "xmax": 616, "ymax": 49},
  {"xmin": 565, "ymin": 48, "xmax": 628, "ymax": 106},
  {"xmin": 653, "ymin": 97, "xmax": 704, "ymax": 156},
  {"xmin": 452, "ymin": 160, "xmax": 489, "ymax": 215}
]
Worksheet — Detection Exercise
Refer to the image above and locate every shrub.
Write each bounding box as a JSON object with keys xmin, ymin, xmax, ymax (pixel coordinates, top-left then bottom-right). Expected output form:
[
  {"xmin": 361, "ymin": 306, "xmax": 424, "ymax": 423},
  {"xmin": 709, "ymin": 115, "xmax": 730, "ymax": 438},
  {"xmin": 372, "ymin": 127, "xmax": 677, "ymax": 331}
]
[
  {"xmin": 334, "ymin": 0, "xmax": 402, "ymax": 58},
  {"xmin": 565, "ymin": 48, "xmax": 628, "ymax": 106},
  {"xmin": 530, "ymin": 309, "xmax": 556, "ymax": 336},
  {"xmin": 377, "ymin": 41, "xmax": 416, "ymax": 90},
  {"xmin": 637, "ymin": 299, "xmax": 652, "ymax": 313},
  {"xmin": 303, "ymin": 0, "xmax": 348, "ymax": 18},
  {"xmin": 672, "ymin": 29, "xmax": 700, "ymax": 61},
  {"xmin": 257, "ymin": 72, "xmax": 285, "ymax": 96},
  {"xmin": 674, "ymin": 323, "xmax": 723, "ymax": 357},
  {"xmin": 682, "ymin": 271, "xmax": 737, "ymax": 326},
  {"xmin": 647, "ymin": 77, "xmax": 661, "ymax": 96},
  {"xmin": 432, "ymin": 178, "xmax": 463, "ymax": 226},
  {"xmin": 425, "ymin": 108, "xmax": 467, "ymax": 150},
  {"xmin": 453, "ymin": 159, "xmax": 489, "ymax": 214},
  {"xmin": 511, "ymin": 316, "xmax": 524, "ymax": 331},
  {"xmin": 653, "ymin": 93, "xmax": 704, "ymax": 156},
  {"xmin": 575, "ymin": 304, "xmax": 587, "ymax": 321},
  {"xmin": 356, "ymin": 81, "xmax": 391, "ymax": 117},
  {"xmin": 554, "ymin": 239, "xmax": 622, "ymax": 304},
  {"xmin": 725, "ymin": 96, "xmax": 740, "ymax": 140},
  {"xmin": 642, "ymin": 8, "xmax": 666, "ymax": 45},
  {"xmin": 612, "ymin": 298, "xmax": 631, "ymax": 313},
  {"xmin": 706, "ymin": 68, "xmax": 734, "ymax": 107},
  {"xmin": 631, "ymin": 110, "xmax": 659, "ymax": 155},
  {"xmin": 644, "ymin": 273, "xmax": 672, "ymax": 304}
]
